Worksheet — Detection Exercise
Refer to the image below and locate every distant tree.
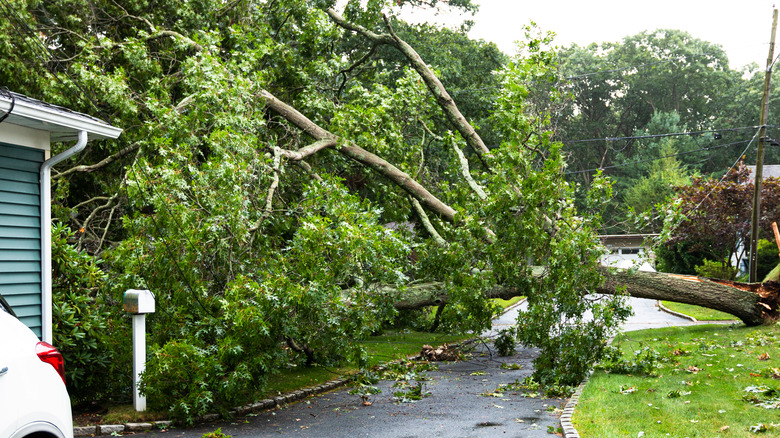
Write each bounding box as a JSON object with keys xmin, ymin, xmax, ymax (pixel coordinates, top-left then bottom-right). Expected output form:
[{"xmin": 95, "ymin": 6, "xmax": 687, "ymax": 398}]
[
  {"xmin": 658, "ymin": 162, "xmax": 780, "ymax": 275},
  {"xmin": 557, "ymin": 30, "xmax": 752, "ymax": 231},
  {"xmin": 623, "ymin": 142, "xmax": 691, "ymax": 232},
  {"xmin": 621, "ymin": 112, "xmax": 693, "ymax": 232}
]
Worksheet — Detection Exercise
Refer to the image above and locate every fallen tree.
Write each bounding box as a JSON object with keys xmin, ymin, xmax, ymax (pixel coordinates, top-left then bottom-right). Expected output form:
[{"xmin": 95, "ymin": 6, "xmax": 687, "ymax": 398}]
[
  {"xmin": 9, "ymin": 0, "xmax": 778, "ymax": 418},
  {"xmin": 386, "ymin": 269, "xmax": 780, "ymax": 327}
]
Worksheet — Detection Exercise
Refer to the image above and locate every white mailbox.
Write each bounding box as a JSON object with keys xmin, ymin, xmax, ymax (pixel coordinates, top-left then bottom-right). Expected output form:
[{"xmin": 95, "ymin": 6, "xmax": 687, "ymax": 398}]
[
  {"xmin": 123, "ymin": 289, "xmax": 155, "ymax": 412},
  {"xmin": 123, "ymin": 289, "xmax": 155, "ymax": 314}
]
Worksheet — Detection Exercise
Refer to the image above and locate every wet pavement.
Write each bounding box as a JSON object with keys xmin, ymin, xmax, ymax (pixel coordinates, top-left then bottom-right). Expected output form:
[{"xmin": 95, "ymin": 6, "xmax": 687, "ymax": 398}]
[
  {"xmin": 138, "ymin": 342, "xmax": 562, "ymax": 437},
  {"xmin": 136, "ymin": 297, "xmax": 706, "ymax": 437}
]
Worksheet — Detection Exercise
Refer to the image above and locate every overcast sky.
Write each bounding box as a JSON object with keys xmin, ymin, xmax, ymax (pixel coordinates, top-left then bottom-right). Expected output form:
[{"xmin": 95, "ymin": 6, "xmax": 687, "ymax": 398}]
[{"xmin": 401, "ymin": 0, "xmax": 778, "ymax": 70}]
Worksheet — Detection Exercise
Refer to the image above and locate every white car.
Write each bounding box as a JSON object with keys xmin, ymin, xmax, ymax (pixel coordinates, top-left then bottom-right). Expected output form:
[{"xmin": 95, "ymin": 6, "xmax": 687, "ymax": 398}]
[{"xmin": 0, "ymin": 295, "xmax": 73, "ymax": 438}]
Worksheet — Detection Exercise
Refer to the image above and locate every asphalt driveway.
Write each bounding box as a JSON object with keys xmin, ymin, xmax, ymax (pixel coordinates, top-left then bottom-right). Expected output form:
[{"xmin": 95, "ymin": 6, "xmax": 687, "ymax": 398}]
[{"xmin": 136, "ymin": 297, "xmax": 700, "ymax": 438}]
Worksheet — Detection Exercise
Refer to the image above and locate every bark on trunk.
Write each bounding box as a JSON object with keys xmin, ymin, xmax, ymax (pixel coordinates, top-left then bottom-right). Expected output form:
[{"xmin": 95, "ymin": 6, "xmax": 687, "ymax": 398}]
[
  {"xmin": 388, "ymin": 268, "xmax": 780, "ymax": 327},
  {"xmin": 595, "ymin": 267, "xmax": 780, "ymax": 326}
]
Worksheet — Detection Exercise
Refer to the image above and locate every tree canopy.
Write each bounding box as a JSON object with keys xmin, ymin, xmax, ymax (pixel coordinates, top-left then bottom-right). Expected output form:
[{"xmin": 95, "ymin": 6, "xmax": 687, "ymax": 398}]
[
  {"xmin": 3, "ymin": 0, "xmax": 778, "ymax": 420},
  {"xmin": 0, "ymin": 0, "xmax": 629, "ymax": 417}
]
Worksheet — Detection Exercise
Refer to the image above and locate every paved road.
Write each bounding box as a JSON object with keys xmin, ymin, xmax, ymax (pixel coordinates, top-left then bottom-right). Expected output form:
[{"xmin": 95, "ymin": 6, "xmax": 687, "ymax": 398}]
[{"xmin": 138, "ymin": 297, "xmax": 698, "ymax": 438}]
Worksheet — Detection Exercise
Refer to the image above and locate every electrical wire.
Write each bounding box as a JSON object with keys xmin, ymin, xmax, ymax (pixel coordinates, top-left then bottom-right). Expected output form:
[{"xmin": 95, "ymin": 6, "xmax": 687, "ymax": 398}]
[
  {"xmin": 690, "ymin": 130, "xmax": 760, "ymax": 213},
  {"xmin": 0, "ymin": 87, "xmax": 15, "ymax": 125},
  {"xmin": 564, "ymin": 138, "xmax": 755, "ymax": 175},
  {"xmin": 563, "ymin": 125, "xmax": 774, "ymax": 145},
  {"xmin": 644, "ymin": 129, "xmax": 760, "ymax": 248},
  {"xmin": 0, "ymin": 0, "xmax": 107, "ymax": 118},
  {"xmin": 563, "ymin": 48, "xmax": 736, "ymax": 81}
]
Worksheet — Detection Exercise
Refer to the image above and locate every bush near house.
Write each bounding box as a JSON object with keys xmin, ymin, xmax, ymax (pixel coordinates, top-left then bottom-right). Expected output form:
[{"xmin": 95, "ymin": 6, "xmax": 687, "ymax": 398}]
[{"xmin": 51, "ymin": 223, "xmax": 130, "ymax": 403}]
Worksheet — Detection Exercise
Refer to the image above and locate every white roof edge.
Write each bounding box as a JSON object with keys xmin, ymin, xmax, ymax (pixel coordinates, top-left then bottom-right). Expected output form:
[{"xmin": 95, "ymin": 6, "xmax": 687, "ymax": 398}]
[{"xmin": 0, "ymin": 93, "xmax": 122, "ymax": 141}]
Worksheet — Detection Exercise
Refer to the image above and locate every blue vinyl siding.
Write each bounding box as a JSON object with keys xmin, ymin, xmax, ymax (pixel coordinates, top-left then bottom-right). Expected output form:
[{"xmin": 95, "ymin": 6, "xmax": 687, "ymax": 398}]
[{"xmin": 0, "ymin": 142, "xmax": 43, "ymax": 337}]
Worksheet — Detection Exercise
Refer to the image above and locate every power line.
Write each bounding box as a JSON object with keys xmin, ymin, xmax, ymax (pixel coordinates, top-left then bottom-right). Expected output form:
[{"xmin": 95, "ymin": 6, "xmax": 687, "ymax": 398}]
[
  {"xmin": 562, "ymin": 49, "xmax": 733, "ymax": 81},
  {"xmin": 0, "ymin": 0, "xmax": 106, "ymax": 118},
  {"xmin": 562, "ymin": 125, "xmax": 774, "ymax": 145},
  {"xmin": 565, "ymin": 138, "xmax": 755, "ymax": 176}
]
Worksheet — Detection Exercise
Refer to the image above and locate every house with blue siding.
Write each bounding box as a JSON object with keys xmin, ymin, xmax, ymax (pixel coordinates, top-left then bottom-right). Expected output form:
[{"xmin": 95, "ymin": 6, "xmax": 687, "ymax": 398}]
[{"xmin": 0, "ymin": 90, "xmax": 121, "ymax": 342}]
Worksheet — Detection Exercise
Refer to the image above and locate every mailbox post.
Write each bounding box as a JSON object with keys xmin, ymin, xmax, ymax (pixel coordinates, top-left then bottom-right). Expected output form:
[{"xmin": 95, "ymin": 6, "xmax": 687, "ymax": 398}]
[{"xmin": 123, "ymin": 289, "xmax": 155, "ymax": 412}]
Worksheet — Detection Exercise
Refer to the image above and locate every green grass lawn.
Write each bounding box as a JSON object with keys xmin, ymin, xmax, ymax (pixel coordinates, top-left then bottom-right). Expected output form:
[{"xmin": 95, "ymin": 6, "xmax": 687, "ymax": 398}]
[
  {"xmin": 492, "ymin": 296, "xmax": 523, "ymax": 310},
  {"xmin": 574, "ymin": 323, "xmax": 780, "ymax": 437},
  {"xmin": 661, "ymin": 301, "xmax": 737, "ymax": 321}
]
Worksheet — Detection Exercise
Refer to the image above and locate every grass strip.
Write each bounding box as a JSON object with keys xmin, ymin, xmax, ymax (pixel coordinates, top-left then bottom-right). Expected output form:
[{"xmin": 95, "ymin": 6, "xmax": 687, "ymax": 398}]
[
  {"xmin": 661, "ymin": 301, "xmax": 737, "ymax": 321},
  {"xmin": 574, "ymin": 323, "xmax": 780, "ymax": 437}
]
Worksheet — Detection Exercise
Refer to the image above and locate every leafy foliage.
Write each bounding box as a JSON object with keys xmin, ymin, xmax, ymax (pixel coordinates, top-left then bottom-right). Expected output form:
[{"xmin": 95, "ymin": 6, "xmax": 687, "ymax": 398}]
[
  {"xmin": 0, "ymin": 0, "xmax": 635, "ymax": 417},
  {"xmin": 493, "ymin": 328, "xmax": 516, "ymax": 356},
  {"xmin": 51, "ymin": 223, "xmax": 128, "ymax": 403},
  {"xmin": 750, "ymin": 239, "xmax": 780, "ymax": 282},
  {"xmin": 597, "ymin": 345, "xmax": 662, "ymax": 377},
  {"xmin": 695, "ymin": 259, "xmax": 738, "ymax": 280},
  {"xmin": 556, "ymin": 30, "xmax": 764, "ymax": 232},
  {"xmin": 657, "ymin": 163, "xmax": 780, "ymax": 274}
]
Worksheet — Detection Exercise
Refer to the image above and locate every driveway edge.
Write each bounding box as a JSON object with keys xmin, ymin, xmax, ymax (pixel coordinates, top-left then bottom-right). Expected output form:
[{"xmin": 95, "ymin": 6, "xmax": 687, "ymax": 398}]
[
  {"xmin": 560, "ymin": 373, "xmax": 589, "ymax": 438},
  {"xmin": 656, "ymin": 300, "xmax": 697, "ymax": 321},
  {"xmin": 73, "ymin": 376, "xmax": 355, "ymax": 436}
]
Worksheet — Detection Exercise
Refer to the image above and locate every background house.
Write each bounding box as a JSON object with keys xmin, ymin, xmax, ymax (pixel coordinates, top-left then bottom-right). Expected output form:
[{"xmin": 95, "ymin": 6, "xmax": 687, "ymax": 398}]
[
  {"xmin": 0, "ymin": 90, "xmax": 121, "ymax": 342},
  {"xmin": 600, "ymin": 234, "xmax": 658, "ymax": 271},
  {"xmin": 746, "ymin": 165, "xmax": 780, "ymax": 181}
]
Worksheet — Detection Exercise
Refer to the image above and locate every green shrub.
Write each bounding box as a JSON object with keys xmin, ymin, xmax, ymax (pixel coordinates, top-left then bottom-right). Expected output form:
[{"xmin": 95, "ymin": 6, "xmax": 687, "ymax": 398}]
[
  {"xmin": 50, "ymin": 223, "xmax": 128, "ymax": 402},
  {"xmin": 756, "ymin": 239, "xmax": 780, "ymax": 281},
  {"xmin": 694, "ymin": 259, "xmax": 737, "ymax": 280},
  {"xmin": 596, "ymin": 345, "xmax": 661, "ymax": 376},
  {"xmin": 494, "ymin": 328, "xmax": 516, "ymax": 356},
  {"xmin": 655, "ymin": 241, "xmax": 710, "ymax": 275}
]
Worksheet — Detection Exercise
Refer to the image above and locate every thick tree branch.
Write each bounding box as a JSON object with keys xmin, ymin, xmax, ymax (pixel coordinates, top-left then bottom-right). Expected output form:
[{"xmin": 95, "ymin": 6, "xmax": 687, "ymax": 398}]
[
  {"xmin": 294, "ymin": 161, "xmax": 323, "ymax": 182},
  {"xmin": 278, "ymin": 138, "xmax": 338, "ymax": 161},
  {"xmin": 451, "ymin": 141, "xmax": 487, "ymax": 200},
  {"xmin": 595, "ymin": 267, "xmax": 777, "ymax": 326},
  {"xmin": 409, "ymin": 197, "xmax": 447, "ymax": 246},
  {"xmin": 325, "ymin": 8, "xmax": 490, "ymax": 160},
  {"xmin": 260, "ymin": 89, "xmax": 457, "ymax": 222},
  {"xmin": 385, "ymin": 267, "xmax": 780, "ymax": 327},
  {"xmin": 250, "ymin": 147, "xmax": 282, "ymax": 233}
]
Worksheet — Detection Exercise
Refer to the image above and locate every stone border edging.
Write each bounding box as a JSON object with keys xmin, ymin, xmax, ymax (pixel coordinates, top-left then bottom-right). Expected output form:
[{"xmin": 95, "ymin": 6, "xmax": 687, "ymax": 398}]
[
  {"xmin": 656, "ymin": 300, "xmax": 697, "ymax": 321},
  {"xmin": 557, "ymin": 309, "xmax": 740, "ymax": 438},
  {"xmin": 73, "ymin": 301, "xmax": 521, "ymax": 436},
  {"xmin": 559, "ymin": 333, "xmax": 618, "ymax": 438},
  {"xmin": 73, "ymin": 376, "xmax": 354, "ymax": 436},
  {"xmin": 559, "ymin": 373, "xmax": 589, "ymax": 438}
]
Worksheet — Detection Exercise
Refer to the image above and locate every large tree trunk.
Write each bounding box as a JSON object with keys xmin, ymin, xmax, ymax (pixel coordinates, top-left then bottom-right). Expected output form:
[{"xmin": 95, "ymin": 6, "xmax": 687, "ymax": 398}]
[
  {"xmin": 389, "ymin": 268, "xmax": 780, "ymax": 327},
  {"xmin": 595, "ymin": 267, "xmax": 780, "ymax": 326}
]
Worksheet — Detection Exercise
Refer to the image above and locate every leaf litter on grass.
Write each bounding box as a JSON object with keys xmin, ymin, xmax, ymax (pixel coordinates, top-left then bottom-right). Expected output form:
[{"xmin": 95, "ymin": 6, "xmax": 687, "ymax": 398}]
[{"xmin": 575, "ymin": 324, "xmax": 780, "ymax": 437}]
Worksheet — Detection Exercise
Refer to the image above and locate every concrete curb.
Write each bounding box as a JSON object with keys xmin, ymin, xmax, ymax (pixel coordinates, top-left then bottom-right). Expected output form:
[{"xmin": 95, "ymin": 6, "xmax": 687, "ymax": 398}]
[
  {"xmin": 557, "ymin": 308, "xmax": 739, "ymax": 438},
  {"xmin": 656, "ymin": 300, "xmax": 697, "ymax": 322},
  {"xmin": 73, "ymin": 377, "xmax": 353, "ymax": 436},
  {"xmin": 560, "ymin": 373, "xmax": 589, "ymax": 438},
  {"xmin": 559, "ymin": 333, "xmax": 619, "ymax": 438}
]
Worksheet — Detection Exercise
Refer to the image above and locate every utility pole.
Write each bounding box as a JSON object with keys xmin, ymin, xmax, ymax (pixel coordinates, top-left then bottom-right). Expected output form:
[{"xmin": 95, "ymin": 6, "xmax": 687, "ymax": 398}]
[{"xmin": 749, "ymin": 8, "xmax": 778, "ymax": 282}]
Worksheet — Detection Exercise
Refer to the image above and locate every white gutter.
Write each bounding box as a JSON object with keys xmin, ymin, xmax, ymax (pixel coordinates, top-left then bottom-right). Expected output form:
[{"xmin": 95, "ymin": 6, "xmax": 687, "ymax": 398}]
[{"xmin": 39, "ymin": 130, "xmax": 88, "ymax": 344}]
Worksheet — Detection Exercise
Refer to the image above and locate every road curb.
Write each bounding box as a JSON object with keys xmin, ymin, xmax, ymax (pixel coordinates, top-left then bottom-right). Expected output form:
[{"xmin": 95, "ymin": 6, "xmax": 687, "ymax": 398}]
[
  {"xmin": 656, "ymin": 300, "xmax": 697, "ymax": 321},
  {"xmin": 73, "ymin": 377, "xmax": 353, "ymax": 436},
  {"xmin": 560, "ymin": 373, "xmax": 589, "ymax": 438}
]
